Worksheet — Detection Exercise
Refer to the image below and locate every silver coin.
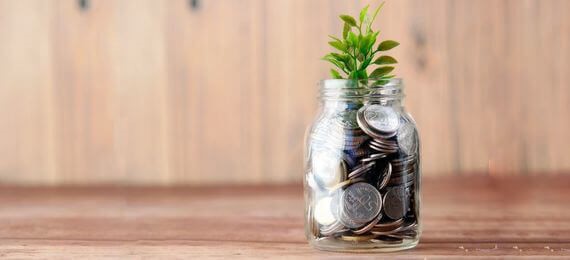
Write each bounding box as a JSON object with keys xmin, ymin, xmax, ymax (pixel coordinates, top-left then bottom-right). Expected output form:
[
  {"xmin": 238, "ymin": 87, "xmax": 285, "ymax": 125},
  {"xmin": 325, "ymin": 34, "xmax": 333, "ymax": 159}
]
[
  {"xmin": 383, "ymin": 186, "xmax": 408, "ymax": 220},
  {"xmin": 371, "ymin": 138, "xmax": 398, "ymax": 148},
  {"xmin": 352, "ymin": 213, "xmax": 382, "ymax": 235},
  {"xmin": 377, "ymin": 162, "xmax": 392, "ymax": 190},
  {"xmin": 361, "ymin": 153, "xmax": 388, "ymax": 163},
  {"xmin": 361, "ymin": 105, "xmax": 400, "ymax": 133},
  {"xmin": 388, "ymin": 171, "xmax": 415, "ymax": 186},
  {"xmin": 311, "ymin": 150, "xmax": 347, "ymax": 188},
  {"xmin": 397, "ymin": 122, "xmax": 417, "ymax": 155},
  {"xmin": 335, "ymin": 110, "xmax": 360, "ymax": 129},
  {"xmin": 340, "ymin": 183, "xmax": 382, "ymax": 226},
  {"xmin": 314, "ymin": 197, "xmax": 337, "ymax": 225},
  {"xmin": 347, "ymin": 161, "xmax": 375, "ymax": 179}
]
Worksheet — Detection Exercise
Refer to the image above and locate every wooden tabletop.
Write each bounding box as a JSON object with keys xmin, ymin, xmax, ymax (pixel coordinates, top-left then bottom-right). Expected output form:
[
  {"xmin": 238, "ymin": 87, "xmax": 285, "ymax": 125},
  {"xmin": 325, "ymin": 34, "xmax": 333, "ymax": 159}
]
[{"xmin": 0, "ymin": 175, "xmax": 569, "ymax": 259}]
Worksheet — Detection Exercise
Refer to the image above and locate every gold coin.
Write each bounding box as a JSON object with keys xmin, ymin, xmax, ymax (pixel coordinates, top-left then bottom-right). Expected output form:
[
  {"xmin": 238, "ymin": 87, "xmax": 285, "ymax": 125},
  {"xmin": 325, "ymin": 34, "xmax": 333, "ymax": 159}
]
[{"xmin": 340, "ymin": 234, "xmax": 377, "ymax": 242}]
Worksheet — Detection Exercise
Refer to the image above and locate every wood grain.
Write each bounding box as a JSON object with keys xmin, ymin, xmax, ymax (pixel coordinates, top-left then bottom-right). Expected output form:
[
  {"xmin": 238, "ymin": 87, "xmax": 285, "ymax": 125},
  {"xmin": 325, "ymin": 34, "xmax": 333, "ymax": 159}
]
[
  {"xmin": 0, "ymin": 0, "xmax": 569, "ymax": 184},
  {"xmin": 0, "ymin": 175, "xmax": 569, "ymax": 258}
]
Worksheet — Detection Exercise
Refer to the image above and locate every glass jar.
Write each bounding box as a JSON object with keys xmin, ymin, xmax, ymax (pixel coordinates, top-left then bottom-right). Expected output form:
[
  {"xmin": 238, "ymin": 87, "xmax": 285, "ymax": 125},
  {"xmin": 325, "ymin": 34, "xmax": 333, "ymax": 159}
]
[{"xmin": 304, "ymin": 79, "xmax": 421, "ymax": 252}]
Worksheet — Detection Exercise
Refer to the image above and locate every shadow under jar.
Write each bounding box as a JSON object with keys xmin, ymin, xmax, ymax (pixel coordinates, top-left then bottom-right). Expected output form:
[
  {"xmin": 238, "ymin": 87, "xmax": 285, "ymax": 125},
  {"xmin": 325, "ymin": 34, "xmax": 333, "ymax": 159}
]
[{"xmin": 304, "ymin": 79, "xmax": 421, "ymax": 252}]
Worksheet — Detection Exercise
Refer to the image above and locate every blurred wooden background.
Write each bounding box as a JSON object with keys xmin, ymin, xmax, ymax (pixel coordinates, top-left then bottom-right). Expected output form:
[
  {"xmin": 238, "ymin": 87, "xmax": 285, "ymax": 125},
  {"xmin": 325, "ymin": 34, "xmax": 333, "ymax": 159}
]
[{"xmin": 0, "ymin": 0, "xmax": 568, "ymax": 185}]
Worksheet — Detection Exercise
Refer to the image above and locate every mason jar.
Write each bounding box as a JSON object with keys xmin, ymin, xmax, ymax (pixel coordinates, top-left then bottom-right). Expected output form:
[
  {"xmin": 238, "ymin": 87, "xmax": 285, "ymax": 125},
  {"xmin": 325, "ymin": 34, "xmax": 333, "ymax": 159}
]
[{"xmin": 304, "ymin": 79, "xmax": 421, "ymax": 252}]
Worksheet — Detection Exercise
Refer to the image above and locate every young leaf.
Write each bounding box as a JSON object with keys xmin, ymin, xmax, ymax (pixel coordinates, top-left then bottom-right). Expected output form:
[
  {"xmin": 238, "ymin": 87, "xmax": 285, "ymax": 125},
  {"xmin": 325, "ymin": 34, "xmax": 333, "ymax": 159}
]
[
  {"xmin": 330, "ymin": 53, "xmax": 349, "ymax": 63},
  {"xmin": 356, "ymin": 70, "xmax": 368, "ymax": 79},
  {"xmin": 322, "ymin": 54, "xmax": 345, "ymax": 70},
  {"xmin": 328, "ymin": 35, "xmax": 342, "ymax": 42},
  {"xmin": 377, "ymin": 40, "xmax": 400, "ymax": 51},
  {"xmin": 370, "ymin": 2, "xmax": 384, "ymax": 24},
  {"xmin": 373, "ymin": 56, "xmax": 398, "ymax": 65},
  {"xmin": 342, "ymin": 23, "xmax": 351, "ymax": 39},
  {"xmin": 330, "ymin": 69, "xmax": 342, "ymax": 79},
  {"xmin": 369, "ymin": 2, "xmax": 385, "ymax": 27},
  {"xmin": 347, "ymin": 31, "xmax": 357, "ymax": 47},
  {"xmin": 359, "ymin": 5, "xmax": 369, "ymax": 24},
  {"xmin": 370, "ymin": 66, "xmax": 395, "ymax": 78},
  {"xmin": 346, "ymin": 58, "xmax": 355, "ymax": 71},
  {"xmin": 361, "ymin": 57, "xmax": 373, "ymax": 69},
  {"xmin": 322, "ymin": 2, "xmax": 399, "ymax": 81},
  {"xmin": 339, "ymin": 15, "xmax": 357, "ymax": 27},
  {"xmin": 359, "ymin": 36, "xmax": 370, "ymax": 56},
  {"xmin": 329, "ymin": 41, "xmax": 347, "ymax": 52}
]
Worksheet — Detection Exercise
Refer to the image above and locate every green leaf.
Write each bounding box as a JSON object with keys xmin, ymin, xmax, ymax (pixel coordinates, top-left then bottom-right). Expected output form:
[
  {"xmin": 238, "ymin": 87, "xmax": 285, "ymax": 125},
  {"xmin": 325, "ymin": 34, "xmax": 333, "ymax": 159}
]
[
  {"xmin": 359, "ymin": 36, "xmax": 370, "ymax": 55},
  {"xmin": 356, "ymin": 70, "xmax": 368, "ymax": 79},
  {"xmin": 367, "ymin": 32, "xmax": 379, "ymax": 50},
  {"xmin": 328, "ymin": 35, "xmax": 341, "ymax": 42},
  {"xmin": 359, "ymin": 5, "xmax": 369, "ymax": 24},
  {"xmin": 339, "ymin": 15, "xmax": 357, "ymax": 27},
  {"xmin": 377, "ymin": 40, "xmax": 400, "ymax": 51},
  {"xmin": 370, "ymin": 66, "xmax": 395, "ymax": 78},
  {"xmin": 322, "ymin": 54, "xmax": 345, "ymax": 70},
  {"xmin": 328, "ymin": 41, "xmax": 347, "ymax": 52},
  {"xmin": 361, "ymin": 57, "xmax": 373, "ymax": 69},
  {"xmin": 346, "ymin": 58, "xmax": 356, "ymax": 71},
  {"xmin": 373, "ymin": 56, "xmax": 398, "ymax": 65},
  {"xmin": 342, "ymin": 23, "xmax": 350, "ymax": 39},
  {"xmin": 330, "ymin": 53, "xmax": 348, "ymax": 63},
  {"xmin": 330, "ymin": 69, "xmax": 342, "ymax": 79},
  {"xmin": 347, "ymin": 31, "xmax": 357, "ymax": 47},
  {"xmin": 369, "ymin": 2, "xmax": 384, "ymax": 26}
]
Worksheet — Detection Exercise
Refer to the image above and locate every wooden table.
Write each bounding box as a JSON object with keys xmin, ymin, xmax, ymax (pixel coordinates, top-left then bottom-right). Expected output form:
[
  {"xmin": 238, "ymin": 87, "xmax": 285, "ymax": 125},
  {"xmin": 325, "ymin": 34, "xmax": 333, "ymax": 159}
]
[{"xmin": 0, "ymin": 175, "xmax": 569, "ymax": 259}]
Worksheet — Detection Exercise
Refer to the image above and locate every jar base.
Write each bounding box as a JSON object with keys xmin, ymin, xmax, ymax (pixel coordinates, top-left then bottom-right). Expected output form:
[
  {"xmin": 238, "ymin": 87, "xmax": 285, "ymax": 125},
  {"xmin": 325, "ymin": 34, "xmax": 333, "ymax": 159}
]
[{"xmin": 309, "ymin": 237, "xmax": 419, "ymax": 253}]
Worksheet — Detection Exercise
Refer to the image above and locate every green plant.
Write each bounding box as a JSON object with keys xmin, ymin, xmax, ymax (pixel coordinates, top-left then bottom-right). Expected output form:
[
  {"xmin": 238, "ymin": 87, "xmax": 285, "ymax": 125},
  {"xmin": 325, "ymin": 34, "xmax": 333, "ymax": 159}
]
[{"xmin": 323, "ymin": 2, "xmax": 399, "ymax": 84}]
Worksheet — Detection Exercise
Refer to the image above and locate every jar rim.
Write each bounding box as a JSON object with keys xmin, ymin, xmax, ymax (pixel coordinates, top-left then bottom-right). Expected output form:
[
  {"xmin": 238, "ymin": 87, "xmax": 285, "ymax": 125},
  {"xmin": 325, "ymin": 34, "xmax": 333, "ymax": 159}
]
[
  {"xmin": 318, "ymin": 78, "xmax": 404, "ymax": 101},
  {"xmin": 319, "ymin": 78, "xmax": 403, "ymax": 89}
]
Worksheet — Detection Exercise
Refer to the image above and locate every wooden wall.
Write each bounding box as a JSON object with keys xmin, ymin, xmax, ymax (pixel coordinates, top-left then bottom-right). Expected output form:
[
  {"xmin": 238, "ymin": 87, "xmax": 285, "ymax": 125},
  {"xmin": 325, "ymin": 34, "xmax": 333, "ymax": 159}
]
[{"xmin": 0, "ymin": 0, "xmax": 568, "ymax": 185}]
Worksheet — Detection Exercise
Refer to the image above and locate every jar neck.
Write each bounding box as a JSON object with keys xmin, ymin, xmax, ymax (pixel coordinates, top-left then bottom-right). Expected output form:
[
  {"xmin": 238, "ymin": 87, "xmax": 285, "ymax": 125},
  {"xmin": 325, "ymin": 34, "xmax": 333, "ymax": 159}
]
[{"xmin": 319, "ymin": 79, "xmax": 405, "ymax": 109}]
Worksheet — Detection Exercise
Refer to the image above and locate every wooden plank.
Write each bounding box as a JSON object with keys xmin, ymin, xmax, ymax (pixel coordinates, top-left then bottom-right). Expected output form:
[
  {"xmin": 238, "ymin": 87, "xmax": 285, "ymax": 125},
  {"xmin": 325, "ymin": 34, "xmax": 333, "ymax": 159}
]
[
  {"xmin": 107, "ymin": 0, "xmax": 170, "ymax": 184},
  {"xmin": 165, "ymin": 0, "xmax": 267, "ymax": 184},
  {"xmin": 50, "ymin": 0, "xmax": 119, "ymax": 183},
  {"xmin": 0, "ymin": 175, "xmax": 569, "ymax": 258},
  {"xmin": 50, "ymin": 0, "xmax": 170, "ymax": 184},
  {"xmin": 0, "ymin": 1, "xmax": 56, "ymax": 183}
]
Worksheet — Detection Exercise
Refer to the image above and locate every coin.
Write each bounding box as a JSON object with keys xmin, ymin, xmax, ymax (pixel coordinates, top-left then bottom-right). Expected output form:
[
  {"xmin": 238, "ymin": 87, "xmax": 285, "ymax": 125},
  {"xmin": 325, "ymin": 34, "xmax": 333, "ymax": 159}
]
[
  {"xmin": 387, "ymin": 171, "xmax": 415, "ymax": 186},
  {"xmin": 392, "ymin": 156, "xmax": 417, "ymax": 168},
  {"xmin": 320, "ymin": 221, "xmax": 347, "ymax": 236},
  {"xmin": 360, "ymin": 153, "xmax": 387, "ymax": 163},
  {"xmin": 370, "ymin": 138, "xmax": 398, "ymax": 148},
  {"xmin": 312, "ymin": 150, "xmax": 347, "ymax": 188},
  {"xmin": 377, "ymin": 162, "xmax": 392, "ymax": 190},
  {"xmin": 339, "ymin": 183, "xmax": 382, "ymax": 228},
  {"xmin": 361, "ymin": 105, "xmax": 400, "ymax": 133},
  {"xmin": 314, "ymin": 197, "xmax": 337, "ymax": 225},
  {"xmin": 373, "ymin": 218, "xmax": 404, "ymax": 231},
  {"xmin": 369, "ymin": 142, "xmax": 398, "ymax": 153},
  {"xmin": 341, "ymin": 234, "xmax": 377, "ymax": 242},
  {"xmin": 347, "ymin": 161, "xmax": 375, "ymax": 179},
  {"xmin": 335, "ymin": 109, "xmax": 360, "ymax": 130},
  {"xmin": 383, "ymin": 186, "xmax": 408, "ymax": 220},
  {"xmin": 371, "ymin": 236, "xmax": 403, "ymax": 244},
  {"xmin": 329, "ymin": 177, "xmax": 366, "ymax": 192},
  {"xmin": 352, "ymin": 213, "xmax": 382, "ymax": 235},
  {"xmin": 397, "ymin": 122, "xmax": 417, "ymax": 155}
]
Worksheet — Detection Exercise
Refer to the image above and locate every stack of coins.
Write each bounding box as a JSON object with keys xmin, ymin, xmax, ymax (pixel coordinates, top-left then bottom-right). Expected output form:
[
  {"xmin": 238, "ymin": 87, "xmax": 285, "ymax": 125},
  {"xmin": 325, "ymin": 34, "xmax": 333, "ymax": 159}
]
[{"xmin": 309, "ymin": 103, "xmax": 419, "ymax": 244}]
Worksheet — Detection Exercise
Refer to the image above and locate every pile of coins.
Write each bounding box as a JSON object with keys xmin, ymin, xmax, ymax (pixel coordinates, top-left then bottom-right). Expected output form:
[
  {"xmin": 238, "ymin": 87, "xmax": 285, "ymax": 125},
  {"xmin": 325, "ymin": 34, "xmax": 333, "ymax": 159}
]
[{"xmin": 308, "ymin": 103, "xmax": 419, "ymax": 244}]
